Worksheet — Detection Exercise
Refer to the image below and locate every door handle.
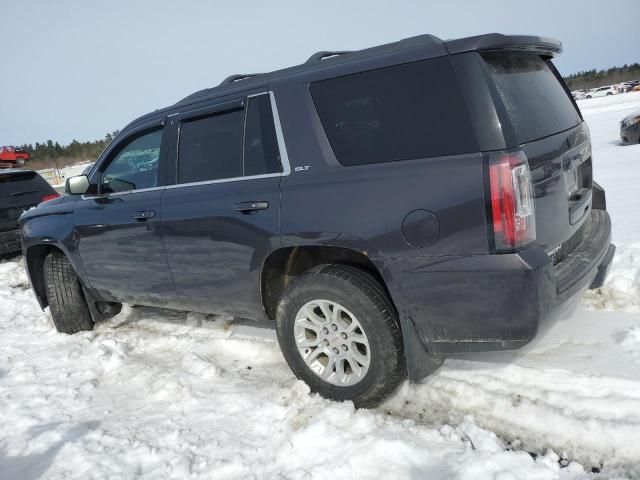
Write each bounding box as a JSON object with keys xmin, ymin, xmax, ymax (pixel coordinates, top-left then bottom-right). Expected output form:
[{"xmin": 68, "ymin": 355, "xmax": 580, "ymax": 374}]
[
  {"xmin": 234, "ymin": 201, "xmax": 269, "ymax": 213},
  {"xmin": 132, "ymin": 210, "xmax": 156, "ymax": 220}
]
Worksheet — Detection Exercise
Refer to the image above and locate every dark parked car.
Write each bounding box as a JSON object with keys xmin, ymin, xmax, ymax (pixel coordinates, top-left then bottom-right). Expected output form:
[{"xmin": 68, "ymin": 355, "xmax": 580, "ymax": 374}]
[
  {"xmin": 1, "ymin": 170, "xmax": 58, "ymax": 255},
  {"xmin": 20, "ymin": 33, "xmax": 615, "ymax": 407},
  {"xmin": 620, "ymin": 110, "xmax": 640, "ymax": 144}
]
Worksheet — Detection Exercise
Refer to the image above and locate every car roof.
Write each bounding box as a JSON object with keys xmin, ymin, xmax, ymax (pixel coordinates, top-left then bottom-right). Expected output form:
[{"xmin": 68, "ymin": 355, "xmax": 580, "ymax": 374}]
[{"xmin": 121, "ymin": 33, "xmax": 561, "ymax": 132}]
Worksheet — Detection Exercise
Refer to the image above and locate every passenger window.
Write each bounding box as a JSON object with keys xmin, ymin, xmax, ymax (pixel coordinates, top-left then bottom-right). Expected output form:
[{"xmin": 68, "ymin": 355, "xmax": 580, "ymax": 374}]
[
  {"xmin": 101, "ymin": 129, "xmax": 162, "ymax": 194},
  {"xmin": 176, "ymin": 95, "xmax": 283, "ymax": 184},
  {"xmin": 244, "ymin": 95, "xmax": 282, "ymax": 176},
  {"xmin": 310, "ymin": 57, "xmax": 478, "ymax": 165},
  {"xmin": 178, "ymin": 109, "xmax": 244, "ymax": 183}
]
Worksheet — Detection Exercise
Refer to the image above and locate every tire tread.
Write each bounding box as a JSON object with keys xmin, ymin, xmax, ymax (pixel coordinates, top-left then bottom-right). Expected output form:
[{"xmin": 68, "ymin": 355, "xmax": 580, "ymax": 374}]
[{"xmin": 43, "ymin": 251, "xmax": 93, "ymax": 334}]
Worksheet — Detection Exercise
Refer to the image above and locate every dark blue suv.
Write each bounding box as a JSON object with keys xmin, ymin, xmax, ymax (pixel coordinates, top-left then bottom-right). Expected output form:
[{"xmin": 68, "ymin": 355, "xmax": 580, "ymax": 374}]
[{"xmin": 20, "ymin": 34, "xmax": 615, "ymax": 407}]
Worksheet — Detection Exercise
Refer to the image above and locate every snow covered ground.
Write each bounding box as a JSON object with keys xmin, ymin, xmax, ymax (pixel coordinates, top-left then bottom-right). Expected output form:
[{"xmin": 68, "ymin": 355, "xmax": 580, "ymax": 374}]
[{"xmin": 1, "ymin": 93, "xmax": 640, "ymax": 479}]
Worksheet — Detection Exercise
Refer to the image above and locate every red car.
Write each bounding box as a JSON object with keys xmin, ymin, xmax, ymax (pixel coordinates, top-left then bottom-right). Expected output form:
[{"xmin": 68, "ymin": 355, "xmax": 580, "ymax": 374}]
[{"xmin": 0, "ymin": 146, "xmax": 30, "ymax": 168}]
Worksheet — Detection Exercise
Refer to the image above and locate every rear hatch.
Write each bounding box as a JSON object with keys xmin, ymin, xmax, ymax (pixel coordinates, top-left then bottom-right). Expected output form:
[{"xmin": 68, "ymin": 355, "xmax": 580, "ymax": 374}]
[
  {"xmin": 481, "ymin": 53, "xmax": 592, "ymax": 260},
  {"xmin": 0, "ymin": 171, "xmax": 54, "ymax": 233}
]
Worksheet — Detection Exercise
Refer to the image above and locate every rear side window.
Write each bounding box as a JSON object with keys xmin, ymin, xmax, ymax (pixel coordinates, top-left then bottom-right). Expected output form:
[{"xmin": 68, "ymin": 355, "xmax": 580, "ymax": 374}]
[
  {"xmin": 178, "ymin": 110, "xmax": 244, "ymax": 184},
  {"xmin": 310, "ymin": 57, "xmax": 478, "ymax": 166},
  {"xmin": 177, "ymin": 93, "xmax": 282, "ymax": 184},
  {"xmin": 482, "ymin": 55, "xmax": 581, "ymax": 144}
]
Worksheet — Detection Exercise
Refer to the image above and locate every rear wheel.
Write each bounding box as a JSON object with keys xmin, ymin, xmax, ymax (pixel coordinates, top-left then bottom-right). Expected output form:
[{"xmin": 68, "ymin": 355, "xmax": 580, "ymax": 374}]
[
  {"xmin": 43, "ymin": 251, "xmax": 93, "ymax": 334},
  {"xmin": 276, "ymin": 264, "xmax": 406, "ymax": 408}
]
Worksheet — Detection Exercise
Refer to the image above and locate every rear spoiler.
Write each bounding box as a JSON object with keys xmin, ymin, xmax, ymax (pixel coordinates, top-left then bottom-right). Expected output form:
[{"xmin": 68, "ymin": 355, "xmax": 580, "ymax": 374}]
[{"xmin": 445, "ymin": 33, "xmax": 562, "ymax": 58}]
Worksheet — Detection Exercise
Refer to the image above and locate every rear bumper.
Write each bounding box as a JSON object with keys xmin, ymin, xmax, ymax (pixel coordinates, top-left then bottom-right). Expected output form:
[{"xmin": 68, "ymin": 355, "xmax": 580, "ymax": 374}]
[
  {"xmin": 397, "ymin": 209, "xmax": 613, "ymax": 354},
  {"xmin": 0, "ymin": 228, "xmax": 22, "ymax": 255}
]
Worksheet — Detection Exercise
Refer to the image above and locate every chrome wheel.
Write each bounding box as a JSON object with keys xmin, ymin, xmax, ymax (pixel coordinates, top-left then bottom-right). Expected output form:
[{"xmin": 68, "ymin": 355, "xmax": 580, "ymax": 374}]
[{"xmin": 294, "ymin": 299, "xmax": 371, "ymax": 386}]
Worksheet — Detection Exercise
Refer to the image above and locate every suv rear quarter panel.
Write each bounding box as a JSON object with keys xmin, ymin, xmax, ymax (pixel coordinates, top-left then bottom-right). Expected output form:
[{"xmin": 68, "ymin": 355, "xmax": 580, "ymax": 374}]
[{"xmin": 273, "ymin": 79, "xmax": 491, "ymax": 325}]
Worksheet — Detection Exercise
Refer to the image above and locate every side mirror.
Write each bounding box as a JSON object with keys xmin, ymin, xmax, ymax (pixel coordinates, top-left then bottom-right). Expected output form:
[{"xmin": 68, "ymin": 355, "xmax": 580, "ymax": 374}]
[{"xmin": 65, "ymin": 175, "xmax": 90, "ymax": 195}]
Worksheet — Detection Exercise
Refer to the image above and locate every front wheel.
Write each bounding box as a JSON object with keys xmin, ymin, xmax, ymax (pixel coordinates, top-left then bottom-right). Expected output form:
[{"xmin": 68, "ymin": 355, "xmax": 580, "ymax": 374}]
[
  {"xmin": 43, "ymin": 251, "xmax": 94, "ymax": 334},
  {"xmin": 276, "ymin": 264, "xmax": 406, "ymax": 408}
]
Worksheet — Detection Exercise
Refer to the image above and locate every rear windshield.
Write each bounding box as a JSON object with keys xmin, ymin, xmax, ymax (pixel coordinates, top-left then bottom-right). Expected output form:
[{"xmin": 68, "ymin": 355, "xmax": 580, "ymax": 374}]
[
  {"xmin": 483, "ymin": 54, "xmax": 581, "ymax": 144},
  {"xmin": 0, "ymin": 171, "xmax": 52, "ymax": 195},
  {"xmin": 310, "ymin": 57, "xmax": 478, "ymax": 166}
]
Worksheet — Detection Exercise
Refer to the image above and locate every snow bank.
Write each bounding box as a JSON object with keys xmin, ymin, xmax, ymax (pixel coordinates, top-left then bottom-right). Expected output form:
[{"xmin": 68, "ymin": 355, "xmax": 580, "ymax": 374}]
[
  {"xmin": 0, "ymin": 270, "xmax": 594, "ymax": 479},
  {"xmin": 576, "ymin": 91, "xmax": 640, "ymax": 116},
  {"xmin": 386, "ymin": 350, "xmax": 640, "ymax": 471},
  {"xmin": 583, "ymin": 242, "xmax": 640, "ymax": 312},
  {"xmin": 620, "ymin": 327, "xmax": 640, "ymax": 368}
]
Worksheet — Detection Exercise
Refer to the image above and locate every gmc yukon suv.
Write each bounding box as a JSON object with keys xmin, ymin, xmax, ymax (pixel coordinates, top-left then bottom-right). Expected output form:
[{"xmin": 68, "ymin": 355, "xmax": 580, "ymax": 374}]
[{"xmin": 20, "ymin": 34, "xmax": 615, "ymax": 407}]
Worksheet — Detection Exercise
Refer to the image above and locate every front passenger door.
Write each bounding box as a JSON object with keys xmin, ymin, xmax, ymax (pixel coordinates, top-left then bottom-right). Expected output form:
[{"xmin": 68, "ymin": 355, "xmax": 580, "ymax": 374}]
[{"xmin": 74, "ymin": 124, "xmax": 174, "ymax": 303}]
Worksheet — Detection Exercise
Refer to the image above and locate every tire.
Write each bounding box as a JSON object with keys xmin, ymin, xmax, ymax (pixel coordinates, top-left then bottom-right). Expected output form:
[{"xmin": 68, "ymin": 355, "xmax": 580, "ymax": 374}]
[
  {"xmin": 607, "ymin": 92, "xmax": 613, "ymax": 96},
  {"xmin": 586, "ymin": 95, "xmax": 592, "ymax": 99},
  {"xmin": 43, "ymin": 251, "xmax": 93, "ymax": 334},
  {"xmin": 276, "ymin": 264, "xmax": 406, "ymax": 408}
]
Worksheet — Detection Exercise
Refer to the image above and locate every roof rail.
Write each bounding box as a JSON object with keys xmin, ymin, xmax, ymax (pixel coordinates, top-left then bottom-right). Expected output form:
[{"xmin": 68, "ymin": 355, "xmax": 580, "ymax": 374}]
[
  {"xmin": 219, "ymin": 73, "xmax": 261, "ymax": 86},
  {"xmin": 306, "ymin": 50, "xmax": 352, "ymax": 63}
]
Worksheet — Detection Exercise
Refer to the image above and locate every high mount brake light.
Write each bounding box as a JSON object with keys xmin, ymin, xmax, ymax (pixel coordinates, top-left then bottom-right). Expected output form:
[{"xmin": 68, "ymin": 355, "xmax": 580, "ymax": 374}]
[
  {"xmin": 41, "ymin": 193, "xmax": 60, "ymax": 203},
  {"xmin": 487, "ymin": 150, "xmax": 536, "ymax": 252}
]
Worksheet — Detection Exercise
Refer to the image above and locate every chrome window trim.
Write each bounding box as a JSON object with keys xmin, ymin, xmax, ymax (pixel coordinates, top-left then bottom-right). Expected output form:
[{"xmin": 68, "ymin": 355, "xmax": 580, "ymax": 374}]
[
  {"xmin": 164, "ymin": 171, "xmax": 283, "ymax": 190},
  {"xmin": 81, "ymin": 185, "xmax": 166, "ymax": 200},
  {"xmin": 241, "ymin": 95, "xmax": 250, "ymax": 176},
  {"xmin": 268, "ymin": 90, "xmax": 291, "ymax": 176}
]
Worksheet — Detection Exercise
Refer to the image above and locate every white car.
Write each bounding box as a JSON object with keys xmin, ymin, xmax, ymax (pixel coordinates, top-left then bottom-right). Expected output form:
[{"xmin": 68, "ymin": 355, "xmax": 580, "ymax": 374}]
[
  {"xmin": 571, "ymin": 90, "xmax": 587, "ymax": 100},
  {"xmin": 585, "ymin": 86, "xmax": 617, "ymax": 98}
]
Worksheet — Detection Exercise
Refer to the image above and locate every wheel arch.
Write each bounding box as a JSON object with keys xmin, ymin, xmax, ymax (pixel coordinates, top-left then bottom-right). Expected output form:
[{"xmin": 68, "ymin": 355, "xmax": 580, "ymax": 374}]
[
  {"xmin": 262, "ymin": 244, "xmax": 441, "ymax": 383},
  {"xmin": 259, "ymin": 245, "xmax": 397, "ymax": 321},
  {"xmin": 25, "ymin": 243, "xmax": 67, "ymax": 309}
]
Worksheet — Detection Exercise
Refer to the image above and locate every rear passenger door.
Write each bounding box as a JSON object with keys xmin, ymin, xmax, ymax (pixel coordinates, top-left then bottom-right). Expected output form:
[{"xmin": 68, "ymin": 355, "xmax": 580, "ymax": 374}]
[{"xmin": 161, "ymin": 92, "xmax": 289, "ymax": 319}]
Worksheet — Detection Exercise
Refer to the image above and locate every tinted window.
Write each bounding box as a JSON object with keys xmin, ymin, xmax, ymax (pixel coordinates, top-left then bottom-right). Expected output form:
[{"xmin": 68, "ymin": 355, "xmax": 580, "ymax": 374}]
[
  {"xmin": 101, "ymin": 129, "xmax": 162, "ymax": 194},
  {"xmin": 244, "ymin": 95, "xmax": 282, "ymax": 176},
  {"xmin": 0, "ymin": 171, "xmax": 52, "ymax": 195},
  {"xmin": 483, "ymin": 55, "xmax": 581, "ymax": 144},
  {"xmin": 178, "ymin": 109, "xmax": 244, "ymax": 183},
  {"xmin": 310, "ymin": 57, "xmax": 478, "ymax": 166}
]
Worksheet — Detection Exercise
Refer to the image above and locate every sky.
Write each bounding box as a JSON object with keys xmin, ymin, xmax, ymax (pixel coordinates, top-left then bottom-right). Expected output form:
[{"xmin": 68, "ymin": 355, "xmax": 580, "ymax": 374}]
[{"xmin": 1, "ymin": 0, "xmax": 638, "ymax": 146}]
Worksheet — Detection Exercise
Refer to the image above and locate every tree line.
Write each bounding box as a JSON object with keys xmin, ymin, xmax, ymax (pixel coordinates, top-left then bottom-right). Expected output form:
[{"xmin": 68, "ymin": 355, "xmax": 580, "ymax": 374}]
[
  {"xmin": 16, "ymin": 131, "xmax": 119, "ymax": 171},
  {"xmin": 563, "ymin": 63, "xmax": 640, "ymax": 90}
]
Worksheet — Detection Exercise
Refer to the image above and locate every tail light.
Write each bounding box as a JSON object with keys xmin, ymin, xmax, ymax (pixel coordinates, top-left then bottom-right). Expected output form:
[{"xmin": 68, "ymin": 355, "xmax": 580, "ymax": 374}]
[
  {"xmin": 487, "ymin": 150, "xmax": 536, "ymax": 252},
  {"xmin": 41, "ymin": 193, "xmax": 60, "ymax": 203}
]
